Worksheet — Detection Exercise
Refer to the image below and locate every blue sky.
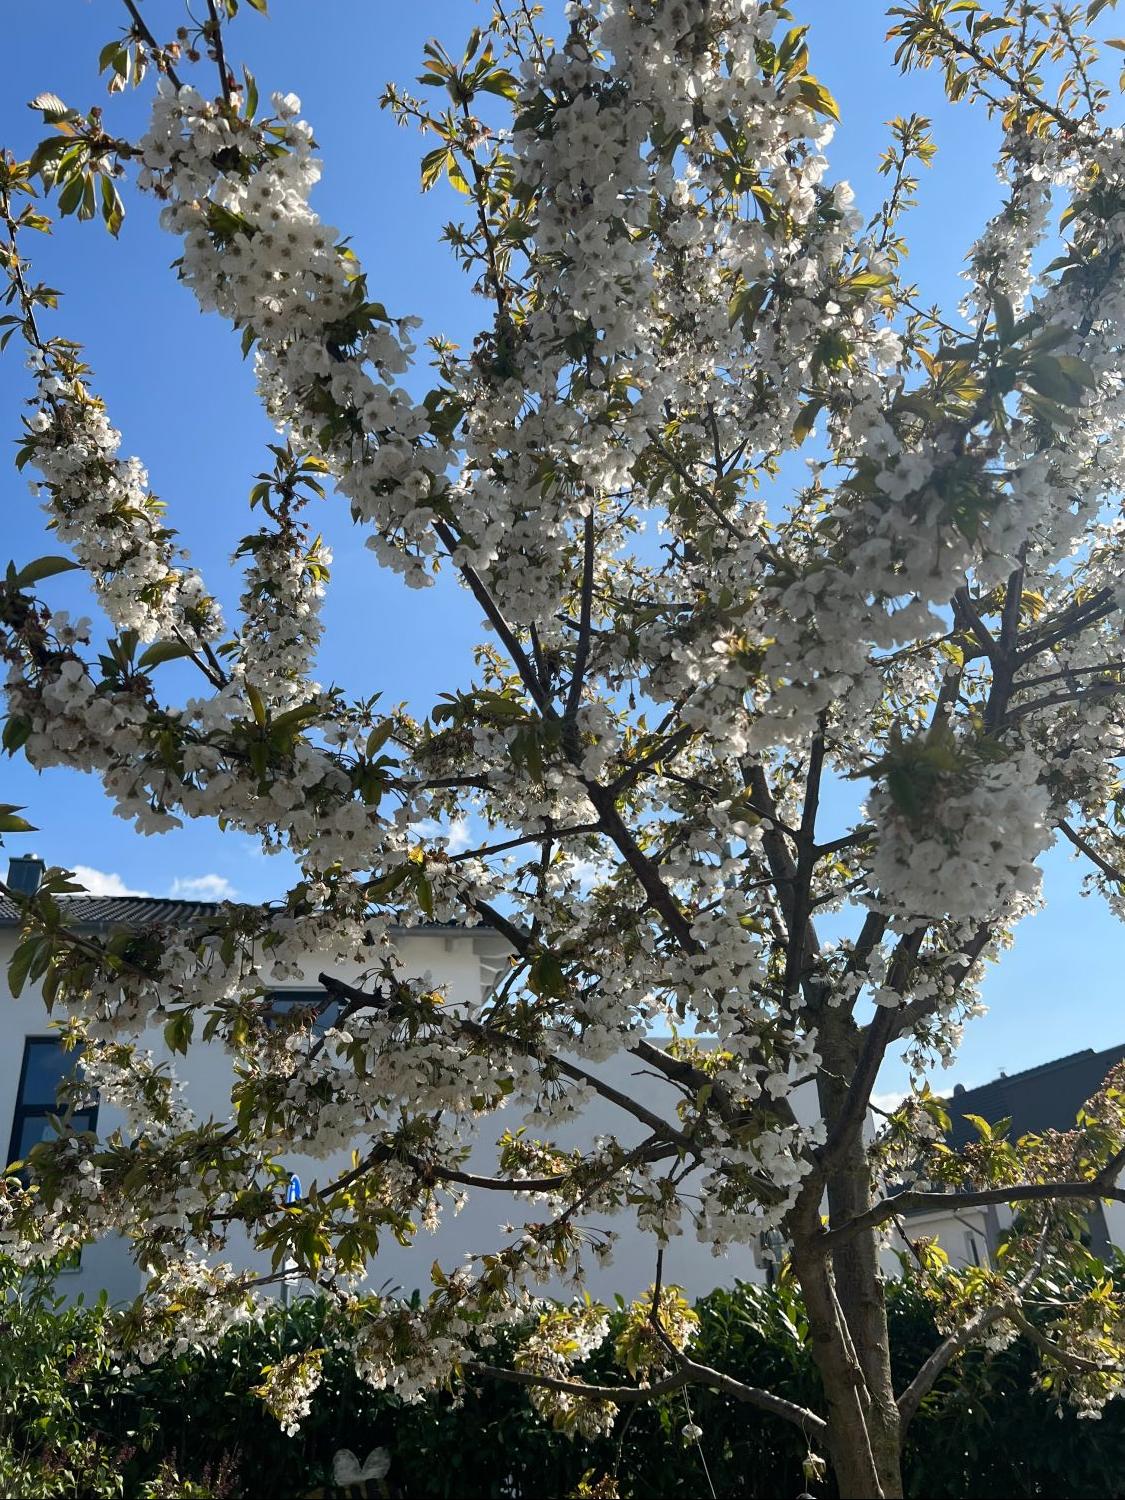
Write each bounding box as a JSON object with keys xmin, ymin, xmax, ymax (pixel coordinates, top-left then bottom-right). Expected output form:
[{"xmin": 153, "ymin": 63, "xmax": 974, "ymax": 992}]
[{"xmin": 1, "ymin": 1, "xmax": 1121, "ymax": 1096}]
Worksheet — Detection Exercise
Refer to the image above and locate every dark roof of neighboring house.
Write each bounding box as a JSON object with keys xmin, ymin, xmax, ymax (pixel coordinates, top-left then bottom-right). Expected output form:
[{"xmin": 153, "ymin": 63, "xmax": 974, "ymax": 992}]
[
  {"xmin": 942, "ymin": 1042, "xmax": 1125, "ymax": 1151},
  {"xmin": 0, "ymin": 893, "xmax": 219, "ymax": 928},
  {"xmin": 0, "ymin": 892, "xmax": 481, "ymax": 937},
  {"xmin": 0, "ymin": 858, "xmax": 489, "ymax": 938}
]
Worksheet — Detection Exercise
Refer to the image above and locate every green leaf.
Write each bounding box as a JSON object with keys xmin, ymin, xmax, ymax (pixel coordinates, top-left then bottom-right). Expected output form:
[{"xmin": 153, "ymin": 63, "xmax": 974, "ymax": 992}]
[
  {"xmin": 2, "ymin": 718, "xmax": 32, "ymax": 755},
  {"xmin": 245, "ymin": 683, "xmax": 267, "ymax": 727},
  {"xmin": 844, "ymin": 270, "xmax": 894, "ymax": 291},
  {"xmin": 1053, "ymin": 354, "xmax": 1098, "ymax": 389},
  {"xmin": 1022, "ymin": 391, "xmax": 1077, "ymax": 429},
  {"xmin": 137, "ymin": 640, "xmax": 193, "ymax": 670},
  {"xmin": 0, "ymin": 804, "xmax": 36, "ymax": 836},
  {"xmin": 28, "ymin": 134, "xmax": 75, "ymax": 178},
  {"xmin": 99, "ymin": 174, "xmax": 124, "ymax": 237},
  {"xmin": 420, "ymin": 146, "xmax": 450, "ymax": 193},
  {"xmin": 1024, "ymin": 353, "xmax": 1095, "ymax": 406},
  {"xmin": 57, "ymin": 173, "xmax": 85, "ymax": 217},
  {"xmin": 367, "ymin": 865, "xmax": 412, "ymax": 901},
  {"xmin": 992, "ymin": 291, "xmax": 1015, "ymax": 343},
  {"xmin": 13, "ymin": 555, "xmax": 80, "ymax": 588},
  {"xmin": 365, "ymin": 720, "xmax": 396, "ymax": 757},
  {"xmin": 163, "ymin": 1011, "xmax": 194, "ymax": 1055},
  {"xmin": 528, "ymin": 952, "xmax": 567, "ymax": 999},
  {"xmin": 793, "ymin": 398, "xmax": 824, "ymax": 443},
  {"xmin": 270, "ymin": 701, "xmax": 322, "ymax": 738},
  {"xmin": 446, "ymin": 157, "xmax": 470, "ymax": 195},
  {"xmin": 478, "ymin": 69, "xmax": 520, "ymax": 102},
  {"xmin": 796, "ymin": 78, "xmax": 839, "ymax": 121},
  {"xmin": 242, "ymin": 65, "xmax": 259, "ymax": 120},
  {"xmin": 29, "ymin": 92, "xmax": 77, "ymax": 124},
  {"xmin": 8, "ymin": 937, "xmax": 42, "ymax": 999}
]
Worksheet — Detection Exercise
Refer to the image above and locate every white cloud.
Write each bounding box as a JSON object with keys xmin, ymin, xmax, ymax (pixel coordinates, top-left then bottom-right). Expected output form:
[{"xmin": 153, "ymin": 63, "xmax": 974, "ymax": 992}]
[
  {"xmin": 71, "ymin": 865, "xmax": 150, "ymax": 898},
  {"xmin": 170, "ymin": 874, "xmax": 237, "ymax": 902},
  {"xmin": 414, "ymin": 814, "xmax": 476, "ymax": 855},
  {"xmin": 62, "ymin": 866, "xmax": 238, "ymax": 903},
  {"xmin": 445, "ymin": 815, "xmax": 473, "ymax": 855},
  {"xmin": 564, "ymin": 854, "xmax": 601, "ymax": 892},
  {"xmin": 870, "ymin": 1090, "xmax": 907, "ymax": 1116}
]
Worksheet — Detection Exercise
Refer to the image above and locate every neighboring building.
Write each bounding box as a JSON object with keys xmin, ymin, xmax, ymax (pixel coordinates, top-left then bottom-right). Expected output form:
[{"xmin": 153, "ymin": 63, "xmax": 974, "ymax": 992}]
[
  {"xmin": 889, "ymin": 1043, "xmax": 1125, "ymax": 1270},
  {"xmin": 0, "ymin": 855, "xmax": 794, "ymax": 1304}
]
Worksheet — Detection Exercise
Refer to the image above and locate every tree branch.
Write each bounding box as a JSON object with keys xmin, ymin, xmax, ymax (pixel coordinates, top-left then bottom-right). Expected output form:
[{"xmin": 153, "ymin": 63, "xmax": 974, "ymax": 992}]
[
  {"xmin": 605, "ymin": 725, "xmax": 702, "ymax": 796},
  {"xmin": 1004, "ymin": 681, "xmax": 1125, "ymax": 726},
  {"xmin": 678, "ymin": 1353, "xmax": 829, "ymax": 1435},
  {"xmin": 564, "ymin": 510, "xmax": 595, "ymax": 723},
  {"xmin": 897, "ymin": 1228, "xmax": 1052, "ymax": 1429},
  {"xmin": 1008, "ymin": 1308, "xmax": 1121, "ymax": 1377},
  {"xmin": 819, "ymin": 928, "xmax": 925, "ymax": 1170},
  {"xmin": 896, "ymin": 1299, "xmax": 1009, "ymax": 1428},
  {"xmin": 952, "ymin": 586, "xmax": 1000, "ymax": 663},
  {"xmin": 448, "ymin": 823, "xmax": 601, "ymax": 865},
  {"xmin": 121, "ymin": 0, "xmax": 183, "ymax": 88},
  {"xmin": 1018, "ymin": 586, "xmax": 1115, "ymax": 661},
  {"xmin": 1057, "ymin": 819, "xmax": 1125, "ymax": 884},
  {"xmin": 433, "ymin": 518, "xmax": 550, "ymax": 712},
  {"xmin": 204, "ymin": 0, "xmax": 233, "ymax": 104},
  {"xmin": 464, "ymin": 1361, "xmax": 688, "ymax": 1404},
  {"xmin": 583, "ymin": 784, "xmax": 700, "ymax": 954},
  {"xmin": 822, "ymin": 1180, "xmax": 1125, "ymax": 1251},
  {"xmin": 466, "ymin": 1355, "xmax": 828, "ymax": 1435},
  {"xmin": 783, "ymin": 716, "xmax": 827, "ymax": 1000}
]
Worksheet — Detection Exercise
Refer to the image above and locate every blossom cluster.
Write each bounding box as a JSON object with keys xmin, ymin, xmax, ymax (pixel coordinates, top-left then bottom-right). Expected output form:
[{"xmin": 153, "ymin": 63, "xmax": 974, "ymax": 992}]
[{"xmin": 22, "ymin": 358, "xmax": 220, "ymax": 644}]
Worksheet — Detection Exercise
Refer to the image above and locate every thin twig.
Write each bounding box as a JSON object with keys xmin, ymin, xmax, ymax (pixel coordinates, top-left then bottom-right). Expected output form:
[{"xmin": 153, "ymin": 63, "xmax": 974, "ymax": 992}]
[
  {"xmin": 204, "ymin": 0, "xmax": 234, "ymax": 104},
  {"xmin": 121, "ymin": 0, "xmax": 183, "ymax": 89}
]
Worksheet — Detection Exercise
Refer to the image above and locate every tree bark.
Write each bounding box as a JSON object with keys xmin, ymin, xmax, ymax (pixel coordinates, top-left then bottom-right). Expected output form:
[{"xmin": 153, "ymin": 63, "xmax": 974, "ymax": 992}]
[
  {"xmin": 822, "ymin": 1121, "xmax": 903, "ymax": 1491},
  {"xmin": 790, "ymin": 1233, "xmax": 901, "ymax": 1498},
  {"xmin": 787, "ymin": 1020, "xmax": 905, "ymax": 1498}
]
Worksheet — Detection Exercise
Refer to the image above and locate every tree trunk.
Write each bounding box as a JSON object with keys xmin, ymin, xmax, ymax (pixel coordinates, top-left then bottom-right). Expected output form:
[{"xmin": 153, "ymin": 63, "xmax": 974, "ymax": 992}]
[
  {"xmin": 790, "ymin": 1234, "xmax": 904, "ymax": 1499},
  {"xmin": 787, "ymin": 1022, "xmax": 905, "ymax": 1497}
]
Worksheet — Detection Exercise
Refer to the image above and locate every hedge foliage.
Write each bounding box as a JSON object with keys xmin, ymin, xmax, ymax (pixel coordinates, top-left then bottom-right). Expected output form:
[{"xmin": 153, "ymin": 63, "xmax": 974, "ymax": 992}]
[{"xmin": 2, "ymin": 1259, "xmax": 1125, "ymax": 1498}]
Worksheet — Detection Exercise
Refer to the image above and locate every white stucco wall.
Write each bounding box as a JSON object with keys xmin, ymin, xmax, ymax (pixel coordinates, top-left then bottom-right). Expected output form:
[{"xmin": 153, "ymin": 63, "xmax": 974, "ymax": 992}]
[
  {"xmin": 1104, "ymin": 1200, "xmax": 1125, "ymax": 1249},
  {"xmin": 0, "ymin": 923, "xmax": 814, "ymax": 1306},
  {"xmin": 883, "ymin": 1197, "xmax": 1122, "ymax": 1275},
  {"xmin": 882, "ymin": 1205, "xmax": 993, "ymax": 1275},
  {"xmin": 11, "ymin": 925, "xmax": 1115, "ymax": 1309}
]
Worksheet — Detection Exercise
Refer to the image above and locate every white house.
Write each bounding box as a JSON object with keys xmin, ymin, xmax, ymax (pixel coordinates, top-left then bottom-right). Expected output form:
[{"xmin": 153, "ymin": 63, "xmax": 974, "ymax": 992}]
[
  {"xmin": 0, "ymin": 854, "xmax": 780, "ymax": 1305},
  {"xmin": 8, "ymin": 855, "xmax": 1115, "ymax": 1306}
]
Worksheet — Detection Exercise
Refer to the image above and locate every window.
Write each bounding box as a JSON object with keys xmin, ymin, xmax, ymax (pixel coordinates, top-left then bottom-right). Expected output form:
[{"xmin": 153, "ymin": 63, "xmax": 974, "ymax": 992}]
[
  {"xmin": 6, "ymin": 1037, "xmax": 96, "ymax": 1171},
  {"xmin": 265, "ymin": 989, "xmax": 340, "ymax": 1033}
]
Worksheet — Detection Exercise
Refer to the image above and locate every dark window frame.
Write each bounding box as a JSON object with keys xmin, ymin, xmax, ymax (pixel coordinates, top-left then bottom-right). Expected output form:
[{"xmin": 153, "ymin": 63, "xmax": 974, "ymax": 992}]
[
  {"xmin": 264, "ymin": 988, "xmax": 339, "ymax": 1033},
  {"xmin": 6, "ymin": 1035, "xmax": 98, "ymax": 1171}
]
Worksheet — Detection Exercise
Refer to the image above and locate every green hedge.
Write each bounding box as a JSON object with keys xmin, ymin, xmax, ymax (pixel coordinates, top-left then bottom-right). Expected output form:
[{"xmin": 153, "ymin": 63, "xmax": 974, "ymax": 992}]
[{"xmin": 2, "ymin": 1264, "xmax": 1124, "ymax": 1498}]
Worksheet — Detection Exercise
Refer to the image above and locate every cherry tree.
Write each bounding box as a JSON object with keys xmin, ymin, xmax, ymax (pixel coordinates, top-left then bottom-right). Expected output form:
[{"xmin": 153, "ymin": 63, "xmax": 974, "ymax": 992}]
[{"xmin": 3, "ymin": 1, "xmax": 1125, "ymax": 1493}]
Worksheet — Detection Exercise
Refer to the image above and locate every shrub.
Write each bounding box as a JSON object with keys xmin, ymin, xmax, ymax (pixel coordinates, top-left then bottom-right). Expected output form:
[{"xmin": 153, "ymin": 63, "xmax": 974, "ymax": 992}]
[{"xmin": 4, "ymin": 1258, "xmax": 1125, "ymax": 1498}]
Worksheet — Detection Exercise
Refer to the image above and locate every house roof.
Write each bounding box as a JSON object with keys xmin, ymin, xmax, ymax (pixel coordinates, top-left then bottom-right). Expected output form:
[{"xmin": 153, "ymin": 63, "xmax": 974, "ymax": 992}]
[
  {"xmin": 942, "ymin": 1042, "xmax": 1125, "ymax": 1151},
  {"xmin": 0, "ymin": 893, "xmax": 219, "ymax": 928},
  {"xmin": 0, "ymin": 891, "xmax": 488, "ymax": 939}
]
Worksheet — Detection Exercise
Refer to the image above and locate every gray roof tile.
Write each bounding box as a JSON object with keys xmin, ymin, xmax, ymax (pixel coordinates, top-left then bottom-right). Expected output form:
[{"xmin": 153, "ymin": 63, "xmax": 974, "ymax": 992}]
[
  {"xmin": 0, "ymin": 894, "xmax": 478, "ymax": 936},
  {"xmin": 0, "ymin": 894, "xmax": 219, "ymax": 928},
  {"xmin": 943, "ymin": 1042, "xmax": 1125, "ymax": 1150}
]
